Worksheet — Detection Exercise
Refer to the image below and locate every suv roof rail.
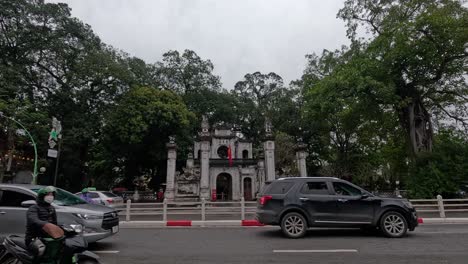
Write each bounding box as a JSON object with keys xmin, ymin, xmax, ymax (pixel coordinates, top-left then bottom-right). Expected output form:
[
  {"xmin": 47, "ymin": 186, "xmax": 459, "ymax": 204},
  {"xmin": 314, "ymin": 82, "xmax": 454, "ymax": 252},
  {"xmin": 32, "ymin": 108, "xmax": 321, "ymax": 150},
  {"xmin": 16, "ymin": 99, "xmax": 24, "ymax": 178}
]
[{"xmin": 276, "ymin": 176, "xmax": 339, "ymax": 181}]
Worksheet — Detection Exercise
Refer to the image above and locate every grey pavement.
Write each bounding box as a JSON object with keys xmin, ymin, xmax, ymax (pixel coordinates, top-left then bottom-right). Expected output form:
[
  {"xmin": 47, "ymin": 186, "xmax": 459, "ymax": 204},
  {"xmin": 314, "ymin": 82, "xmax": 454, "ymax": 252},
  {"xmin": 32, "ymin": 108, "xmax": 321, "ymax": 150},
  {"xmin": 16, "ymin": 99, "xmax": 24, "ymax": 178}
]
[{"xmin": 90, "ymin": 224, "xmax": 468, "ymax": 264}]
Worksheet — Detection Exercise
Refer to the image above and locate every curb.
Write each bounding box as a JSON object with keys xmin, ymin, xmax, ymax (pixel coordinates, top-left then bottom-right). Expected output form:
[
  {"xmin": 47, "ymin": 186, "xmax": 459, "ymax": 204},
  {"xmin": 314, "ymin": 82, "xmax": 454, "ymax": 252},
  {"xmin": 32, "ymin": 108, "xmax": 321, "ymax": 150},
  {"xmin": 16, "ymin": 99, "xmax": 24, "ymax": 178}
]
[
  {"xmin": 120, "ymin": 220, "xmax": 264, "ymax": 228},
  {"xmin": 167, "ymin": 220, "xmax": 191, "ymax": 227},
  {"xmin": 119, "ymin": 218, "xmax": 468, "ymax": 228},
  {"xmin": 242, "ymin": 220, "xmax": 265, "ymax": 226},
  {"xmin": 420, "ymin": 218, "xmax": 468, "ymax": 224},
  {"xmin": 192, "ymin": 220, "xmax": 242, "ymax": 227}
]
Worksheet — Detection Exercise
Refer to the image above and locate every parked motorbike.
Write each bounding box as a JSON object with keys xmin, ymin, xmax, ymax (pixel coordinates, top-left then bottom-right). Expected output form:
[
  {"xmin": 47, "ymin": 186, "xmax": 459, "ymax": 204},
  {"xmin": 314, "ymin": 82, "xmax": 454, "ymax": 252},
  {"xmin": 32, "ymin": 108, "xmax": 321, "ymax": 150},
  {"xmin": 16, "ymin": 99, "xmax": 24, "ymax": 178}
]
[{"xmin": 0, "ymin": 224, "xmax": 100, "ymax": 264}]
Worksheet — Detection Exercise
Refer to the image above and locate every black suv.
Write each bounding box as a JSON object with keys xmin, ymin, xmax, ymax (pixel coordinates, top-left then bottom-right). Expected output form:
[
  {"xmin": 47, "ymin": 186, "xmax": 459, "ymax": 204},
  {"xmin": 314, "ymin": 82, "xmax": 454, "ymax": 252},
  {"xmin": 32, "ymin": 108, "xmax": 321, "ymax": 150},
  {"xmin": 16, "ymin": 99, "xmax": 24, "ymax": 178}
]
[{"xmin": 256, "ymin": 177, "xmax": 419, "ymax": 238}]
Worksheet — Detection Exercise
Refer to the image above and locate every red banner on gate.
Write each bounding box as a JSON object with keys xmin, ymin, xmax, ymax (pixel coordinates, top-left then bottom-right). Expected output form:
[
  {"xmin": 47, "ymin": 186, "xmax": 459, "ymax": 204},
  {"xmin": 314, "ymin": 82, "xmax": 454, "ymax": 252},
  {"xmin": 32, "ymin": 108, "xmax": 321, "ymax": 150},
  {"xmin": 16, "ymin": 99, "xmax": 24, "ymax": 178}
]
[{"xmin": 211, "ymin": 189, "xmax": 217, "ymax": 201}]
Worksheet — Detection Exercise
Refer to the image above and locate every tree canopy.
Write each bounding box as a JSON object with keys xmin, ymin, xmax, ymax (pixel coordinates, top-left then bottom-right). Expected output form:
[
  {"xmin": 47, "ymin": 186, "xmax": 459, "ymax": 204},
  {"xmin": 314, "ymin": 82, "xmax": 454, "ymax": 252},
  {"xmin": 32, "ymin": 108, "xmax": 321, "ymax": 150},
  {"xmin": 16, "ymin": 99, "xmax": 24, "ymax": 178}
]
[{"xmin": 1, "ymin": 0, "xmax": 467, "ymax": 197}]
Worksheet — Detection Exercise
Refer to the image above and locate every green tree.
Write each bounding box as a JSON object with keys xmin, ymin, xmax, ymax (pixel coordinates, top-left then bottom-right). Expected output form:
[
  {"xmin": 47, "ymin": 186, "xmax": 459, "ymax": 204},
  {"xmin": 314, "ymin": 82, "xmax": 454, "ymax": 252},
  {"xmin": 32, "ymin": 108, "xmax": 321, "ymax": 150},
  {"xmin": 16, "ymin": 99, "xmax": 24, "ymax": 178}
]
[
  {"xmin": 232, "ymin": 72, "xmax": 301, "ymax": 144},
  {"xmin": 300, "ymin": 45, "xmax": 407, "ymax": 185},
  {"xmin": 337, "ymin": 0, "xmax": 468, "ymax": 156},
  {"xmin": 92, "ymin": 87, "xmax": 195, "ymax": 188},
  {"xmin": 274, "ymin": 132, "xmax": 299, "ymax": 177},
  {"xmin": 155, "ymin": 49, "xmax": 221, "ymax": 94},
  {"xmin": 407, "ymin": 130, "xmax": 468, "ymax": 198},
  {"xmin": 0, "ymin": 0, "xmax": 136, "ymax": 189},
  {"xmin": 233, "ymin": 72, "xmax": 284, "ymax": 109}
]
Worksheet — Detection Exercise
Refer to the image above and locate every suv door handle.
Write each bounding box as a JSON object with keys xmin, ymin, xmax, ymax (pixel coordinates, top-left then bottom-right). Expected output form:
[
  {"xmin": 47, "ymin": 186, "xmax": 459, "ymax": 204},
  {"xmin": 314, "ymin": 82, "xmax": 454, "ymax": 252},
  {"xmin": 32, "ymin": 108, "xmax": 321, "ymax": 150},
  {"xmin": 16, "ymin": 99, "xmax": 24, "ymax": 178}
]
[
  {"xmin": 299, "ymin": 197, "xmax": 309, "ymax": 201},
  {"xmin": 338, "ymin": 199, "xmax": 348, "ymax": 202},
  {"xmin": 0, "ymin": 211, "xmax": 6, "ymax": 215}
]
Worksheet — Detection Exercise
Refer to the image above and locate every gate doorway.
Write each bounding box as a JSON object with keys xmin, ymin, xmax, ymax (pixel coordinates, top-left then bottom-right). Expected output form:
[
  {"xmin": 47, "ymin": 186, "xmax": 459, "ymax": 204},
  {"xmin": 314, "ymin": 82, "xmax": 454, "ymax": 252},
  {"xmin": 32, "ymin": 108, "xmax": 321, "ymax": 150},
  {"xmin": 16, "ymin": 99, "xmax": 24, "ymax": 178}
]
[
  {"xmin": 216, "ymin": 173, "xmax": 232, "ymax": 200},
  {"xmin": 243, "ymin": 177, "xmax": 253, "ymax": 200}
]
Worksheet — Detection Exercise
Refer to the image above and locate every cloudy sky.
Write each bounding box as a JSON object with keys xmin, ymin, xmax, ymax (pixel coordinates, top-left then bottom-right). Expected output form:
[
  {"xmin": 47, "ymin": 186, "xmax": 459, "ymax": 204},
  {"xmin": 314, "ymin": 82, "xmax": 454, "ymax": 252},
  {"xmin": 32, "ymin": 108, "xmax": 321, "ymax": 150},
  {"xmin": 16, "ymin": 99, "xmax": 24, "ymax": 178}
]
[{"xmin": 51, "ymin": 0, "xmax": 350, "ymax": 89}]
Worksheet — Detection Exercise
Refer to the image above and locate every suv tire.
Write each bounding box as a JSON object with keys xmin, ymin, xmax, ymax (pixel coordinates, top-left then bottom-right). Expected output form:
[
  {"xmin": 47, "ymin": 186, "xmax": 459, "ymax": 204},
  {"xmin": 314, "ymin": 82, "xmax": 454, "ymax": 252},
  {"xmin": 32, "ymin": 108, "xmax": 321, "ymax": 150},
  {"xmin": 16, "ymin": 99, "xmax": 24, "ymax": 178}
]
[
  {"xmin": 280, "ymin": 212, "xmax": 307, "ymax": 238},
  {"xmin": 380, "ymin": 211, "xmax": 408, "ymax": 238}
]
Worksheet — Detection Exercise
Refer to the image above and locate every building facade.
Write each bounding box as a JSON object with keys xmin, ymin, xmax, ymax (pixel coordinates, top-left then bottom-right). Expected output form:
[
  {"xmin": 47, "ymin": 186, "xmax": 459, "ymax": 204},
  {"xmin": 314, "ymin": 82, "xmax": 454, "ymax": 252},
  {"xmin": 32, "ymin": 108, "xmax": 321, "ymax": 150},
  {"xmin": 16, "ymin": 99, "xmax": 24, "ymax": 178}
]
[
  {"xmin": 164, "ymin": 117, "xmax": 276, "ymax": 202},
  {"xmin": 164, "ymin": 117, "xmax": 308, "ymax": 202}
]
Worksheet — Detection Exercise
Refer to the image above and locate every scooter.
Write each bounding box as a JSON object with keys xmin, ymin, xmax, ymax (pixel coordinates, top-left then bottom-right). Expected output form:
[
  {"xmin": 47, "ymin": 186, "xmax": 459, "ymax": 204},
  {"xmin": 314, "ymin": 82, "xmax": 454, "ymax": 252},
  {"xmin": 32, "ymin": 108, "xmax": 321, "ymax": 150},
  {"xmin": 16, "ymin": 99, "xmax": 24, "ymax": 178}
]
[{"xmin": 0, "ymin": 224, "xmax": 100, "ymax": 264}]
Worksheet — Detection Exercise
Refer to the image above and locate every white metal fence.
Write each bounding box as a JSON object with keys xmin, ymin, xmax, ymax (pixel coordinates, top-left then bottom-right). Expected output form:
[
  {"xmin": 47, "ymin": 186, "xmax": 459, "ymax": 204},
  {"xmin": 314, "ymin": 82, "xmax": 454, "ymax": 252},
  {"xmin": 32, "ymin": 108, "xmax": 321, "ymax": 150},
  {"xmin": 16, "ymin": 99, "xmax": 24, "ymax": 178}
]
[
  {"xmin": 411, "ymin": 195, "xmax": 468, "ymax": 218},
  {"xmin": 116, "ymin": 195, "xmax": 468, "ymax": 221},
  {"xmin": 116, "ymin": 198, "xmax": 257, "ymax": 221}
]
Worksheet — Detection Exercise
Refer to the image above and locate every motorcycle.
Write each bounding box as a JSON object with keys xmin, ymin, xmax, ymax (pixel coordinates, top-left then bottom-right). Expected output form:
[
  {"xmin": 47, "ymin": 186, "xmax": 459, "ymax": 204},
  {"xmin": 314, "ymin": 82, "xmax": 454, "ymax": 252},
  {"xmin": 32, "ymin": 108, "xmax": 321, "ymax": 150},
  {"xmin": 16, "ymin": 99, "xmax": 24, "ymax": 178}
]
[{"xmin": 0, "ymin": 224, "xmax": 100, "ymax": 264}]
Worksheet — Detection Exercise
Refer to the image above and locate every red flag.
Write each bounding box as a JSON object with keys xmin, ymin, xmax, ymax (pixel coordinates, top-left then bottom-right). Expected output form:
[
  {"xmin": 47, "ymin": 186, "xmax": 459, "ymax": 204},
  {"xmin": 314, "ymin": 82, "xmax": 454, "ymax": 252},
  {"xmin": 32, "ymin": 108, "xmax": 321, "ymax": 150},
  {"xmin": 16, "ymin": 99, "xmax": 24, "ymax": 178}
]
[{"xmin": 227, "ymin": 145, "xmax": 233, "ymax": 166}]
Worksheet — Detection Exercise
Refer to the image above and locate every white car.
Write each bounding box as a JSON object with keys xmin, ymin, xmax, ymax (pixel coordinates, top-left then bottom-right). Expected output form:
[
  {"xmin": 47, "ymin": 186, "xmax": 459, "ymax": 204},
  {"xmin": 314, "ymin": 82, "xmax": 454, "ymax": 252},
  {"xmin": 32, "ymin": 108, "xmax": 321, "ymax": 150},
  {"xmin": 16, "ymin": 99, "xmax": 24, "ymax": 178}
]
[{"xmin": 75, "ymin": 190, "xmax": 124, "ymax": 208}]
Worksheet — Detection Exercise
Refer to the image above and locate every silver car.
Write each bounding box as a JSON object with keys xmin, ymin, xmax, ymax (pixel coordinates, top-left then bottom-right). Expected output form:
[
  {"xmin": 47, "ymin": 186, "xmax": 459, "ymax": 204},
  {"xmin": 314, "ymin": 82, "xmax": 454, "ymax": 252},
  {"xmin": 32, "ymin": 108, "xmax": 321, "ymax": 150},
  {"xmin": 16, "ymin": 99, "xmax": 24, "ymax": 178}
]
[
  {"xmin": 0, "ymin": 184, "xmax": 119, "ymax": 243},
  {"xmin": 75, "ymin": 190, "xmax": 124, "ymax": 208}
]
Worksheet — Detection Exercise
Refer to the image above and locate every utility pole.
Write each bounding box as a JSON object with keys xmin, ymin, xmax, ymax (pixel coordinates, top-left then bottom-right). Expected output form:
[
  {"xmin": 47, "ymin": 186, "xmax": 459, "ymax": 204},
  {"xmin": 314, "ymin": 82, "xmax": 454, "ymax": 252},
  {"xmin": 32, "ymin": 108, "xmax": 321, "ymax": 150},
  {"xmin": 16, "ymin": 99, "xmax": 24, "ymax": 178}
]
[
  {"xmin": 47, "ymin": 117, "xmax": 62, "ymax": 186},
  {"xmin": 0, "ymin": 112, "xmax": 39, "ymax": 184}
]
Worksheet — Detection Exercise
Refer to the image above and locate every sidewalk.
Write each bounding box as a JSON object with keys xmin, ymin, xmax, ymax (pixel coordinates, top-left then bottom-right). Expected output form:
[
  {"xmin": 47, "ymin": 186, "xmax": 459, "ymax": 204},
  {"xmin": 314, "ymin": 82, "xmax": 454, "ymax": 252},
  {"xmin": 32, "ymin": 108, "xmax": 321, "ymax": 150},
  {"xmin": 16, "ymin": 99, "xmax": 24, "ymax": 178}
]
[{"xmin": 119, "ymin": 218, "xmax": 468, "ymax": 228}]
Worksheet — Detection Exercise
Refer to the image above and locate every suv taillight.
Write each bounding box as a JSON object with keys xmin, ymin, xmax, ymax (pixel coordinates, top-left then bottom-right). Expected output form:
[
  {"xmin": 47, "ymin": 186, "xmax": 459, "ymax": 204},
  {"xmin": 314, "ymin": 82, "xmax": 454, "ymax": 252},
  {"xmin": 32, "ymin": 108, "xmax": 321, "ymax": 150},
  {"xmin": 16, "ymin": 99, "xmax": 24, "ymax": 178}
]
[{"xmin": 260, "ymin": 195, "xmax": 273, "ymax": 205}]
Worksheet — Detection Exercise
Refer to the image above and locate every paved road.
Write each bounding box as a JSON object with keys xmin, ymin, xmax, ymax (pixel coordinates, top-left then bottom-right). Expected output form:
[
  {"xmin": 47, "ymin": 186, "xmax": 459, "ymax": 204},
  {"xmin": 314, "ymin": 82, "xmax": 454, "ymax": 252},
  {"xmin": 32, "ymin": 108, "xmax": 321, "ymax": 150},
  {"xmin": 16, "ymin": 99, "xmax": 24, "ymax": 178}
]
[{"xmin": 90, "ymin": 224, "xmax": 468, "ymax": 264}]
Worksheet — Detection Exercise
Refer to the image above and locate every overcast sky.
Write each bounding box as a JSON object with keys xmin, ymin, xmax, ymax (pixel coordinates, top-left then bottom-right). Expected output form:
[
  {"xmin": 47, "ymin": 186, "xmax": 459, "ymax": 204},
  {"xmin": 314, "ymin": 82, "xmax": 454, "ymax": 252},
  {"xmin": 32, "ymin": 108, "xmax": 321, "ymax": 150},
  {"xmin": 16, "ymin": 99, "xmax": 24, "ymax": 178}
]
[{"xmin": 50, "ymin": 0, "xmax": 350, "ymax": 89}]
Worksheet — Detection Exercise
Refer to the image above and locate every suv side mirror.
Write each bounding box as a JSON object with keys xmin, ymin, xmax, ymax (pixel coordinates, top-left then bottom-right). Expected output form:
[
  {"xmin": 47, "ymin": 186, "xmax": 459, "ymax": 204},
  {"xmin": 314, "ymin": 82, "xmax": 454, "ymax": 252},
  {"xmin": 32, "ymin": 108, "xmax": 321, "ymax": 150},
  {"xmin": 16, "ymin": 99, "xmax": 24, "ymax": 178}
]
[
  {"xmin": 360, "ymin": 193, "xmax": 370, "ymax": 200},
  {"xmin": 21, "ymin": 200, "xmax": 36, "ymax": 207}
]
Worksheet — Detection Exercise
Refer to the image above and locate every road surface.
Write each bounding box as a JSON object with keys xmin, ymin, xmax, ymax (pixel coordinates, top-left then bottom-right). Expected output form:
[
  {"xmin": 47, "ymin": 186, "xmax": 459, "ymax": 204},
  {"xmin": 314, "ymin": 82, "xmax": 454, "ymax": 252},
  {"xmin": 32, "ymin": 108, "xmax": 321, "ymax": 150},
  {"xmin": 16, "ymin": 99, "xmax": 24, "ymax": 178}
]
[{"xmin": 91, "ymin": 224, "xmax": 468, "ymax": 264}]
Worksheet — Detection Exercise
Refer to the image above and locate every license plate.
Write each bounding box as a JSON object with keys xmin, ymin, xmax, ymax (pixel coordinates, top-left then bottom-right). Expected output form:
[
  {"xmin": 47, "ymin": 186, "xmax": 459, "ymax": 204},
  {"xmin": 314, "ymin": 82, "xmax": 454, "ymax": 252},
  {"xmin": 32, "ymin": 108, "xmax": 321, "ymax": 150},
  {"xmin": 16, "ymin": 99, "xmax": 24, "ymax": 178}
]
[{"xmin": 112, "ymin": 225, "xmax": 119, "ymax": 233}]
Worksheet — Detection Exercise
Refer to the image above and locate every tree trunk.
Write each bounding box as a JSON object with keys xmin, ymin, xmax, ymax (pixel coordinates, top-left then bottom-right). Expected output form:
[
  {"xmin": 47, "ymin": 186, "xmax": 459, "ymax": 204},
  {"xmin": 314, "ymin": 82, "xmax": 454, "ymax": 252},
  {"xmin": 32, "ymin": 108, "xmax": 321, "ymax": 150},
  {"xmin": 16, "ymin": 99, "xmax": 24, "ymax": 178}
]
[{"xmin": 401, "ymin": 98, "xmax": 433, "ymax": 156}]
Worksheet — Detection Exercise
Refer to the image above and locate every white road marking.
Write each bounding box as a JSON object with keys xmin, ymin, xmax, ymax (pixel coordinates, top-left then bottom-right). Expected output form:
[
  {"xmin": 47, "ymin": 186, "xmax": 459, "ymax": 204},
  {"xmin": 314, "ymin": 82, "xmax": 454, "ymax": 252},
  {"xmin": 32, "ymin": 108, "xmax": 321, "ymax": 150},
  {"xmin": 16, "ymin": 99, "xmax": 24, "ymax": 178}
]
[
  {"xmin": 93, "ymin": 250, "xmax": 120, "ymax": 254},
  {"xmin": 273, "ymin": 249, "xmax": 358, "ymax": 253}
]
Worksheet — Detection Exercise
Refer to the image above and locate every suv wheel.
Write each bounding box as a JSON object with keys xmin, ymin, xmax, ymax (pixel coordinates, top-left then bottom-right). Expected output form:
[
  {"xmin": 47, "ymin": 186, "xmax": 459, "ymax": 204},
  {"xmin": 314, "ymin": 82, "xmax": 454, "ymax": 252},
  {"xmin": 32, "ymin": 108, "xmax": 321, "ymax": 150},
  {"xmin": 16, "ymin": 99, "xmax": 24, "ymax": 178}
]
[
  {"xmin": 380, "ymin": 211, "xmax": 408, "ymax": 238},
  {"xmin": 281, "ymin": 212, "xmax": 307, "ymax": 238}
]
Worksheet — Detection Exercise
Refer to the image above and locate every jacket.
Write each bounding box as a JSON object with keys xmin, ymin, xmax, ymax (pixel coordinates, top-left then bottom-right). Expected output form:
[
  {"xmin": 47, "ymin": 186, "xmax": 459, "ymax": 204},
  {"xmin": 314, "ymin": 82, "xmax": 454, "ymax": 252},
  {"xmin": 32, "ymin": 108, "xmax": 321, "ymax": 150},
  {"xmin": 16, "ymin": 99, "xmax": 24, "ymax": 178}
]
[{"xmin": 25, "ymin": 197, "xmax": 57, "ymax": 245}]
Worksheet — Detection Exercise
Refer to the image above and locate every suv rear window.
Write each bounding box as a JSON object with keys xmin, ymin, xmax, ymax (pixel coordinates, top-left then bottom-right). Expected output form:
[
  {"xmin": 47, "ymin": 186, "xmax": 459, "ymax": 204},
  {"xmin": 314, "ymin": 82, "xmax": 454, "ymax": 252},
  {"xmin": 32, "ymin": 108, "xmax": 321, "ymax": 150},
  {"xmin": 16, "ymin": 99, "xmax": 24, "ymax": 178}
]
[{"xmin": 264, "ymin": 181, "xmax": 294, "ymax": 194}]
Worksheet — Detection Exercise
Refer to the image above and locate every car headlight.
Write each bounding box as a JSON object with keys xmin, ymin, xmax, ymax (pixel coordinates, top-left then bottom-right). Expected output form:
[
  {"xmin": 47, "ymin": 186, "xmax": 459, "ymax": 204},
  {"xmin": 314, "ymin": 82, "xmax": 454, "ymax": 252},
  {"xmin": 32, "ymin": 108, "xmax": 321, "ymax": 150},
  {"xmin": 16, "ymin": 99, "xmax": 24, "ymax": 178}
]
[
  {"xmin": 402, "ymin": 200, "xmax": 413, "ymax": 208},
  {"xmin": 73, "ymin": 213, "xmax": 102, "ymax": 220},
  {"xmin": 69, "ymin": 224, "xmax": 83, "ymax": 233}
]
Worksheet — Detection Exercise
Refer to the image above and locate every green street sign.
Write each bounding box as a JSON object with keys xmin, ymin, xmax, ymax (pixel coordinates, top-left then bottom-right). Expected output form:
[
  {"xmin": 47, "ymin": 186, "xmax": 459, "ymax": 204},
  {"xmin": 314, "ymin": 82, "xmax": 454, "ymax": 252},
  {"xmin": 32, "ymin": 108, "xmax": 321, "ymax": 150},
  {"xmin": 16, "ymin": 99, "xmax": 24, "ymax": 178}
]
[{"xmin": 50, "ymin": 130, "xmax": 58, "ymax": 140}]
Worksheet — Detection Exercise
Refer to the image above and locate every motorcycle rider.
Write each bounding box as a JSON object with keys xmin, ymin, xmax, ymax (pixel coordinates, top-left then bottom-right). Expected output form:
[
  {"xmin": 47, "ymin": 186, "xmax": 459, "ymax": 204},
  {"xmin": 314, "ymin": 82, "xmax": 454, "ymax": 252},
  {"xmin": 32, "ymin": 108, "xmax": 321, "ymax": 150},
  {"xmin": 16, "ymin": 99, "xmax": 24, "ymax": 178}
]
[{"xmin": 25, "ymin": 186, "xmax": 64, "ymax": 262}]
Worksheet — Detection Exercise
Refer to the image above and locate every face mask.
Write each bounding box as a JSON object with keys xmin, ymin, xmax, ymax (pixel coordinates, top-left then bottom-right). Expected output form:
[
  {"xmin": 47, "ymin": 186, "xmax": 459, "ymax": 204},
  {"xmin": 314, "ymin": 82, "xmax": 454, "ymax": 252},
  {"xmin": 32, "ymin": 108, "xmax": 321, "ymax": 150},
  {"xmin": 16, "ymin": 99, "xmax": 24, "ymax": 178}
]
[{"xmin": 44, "ymin": 195, "xmax": 54, "ymax": 204}]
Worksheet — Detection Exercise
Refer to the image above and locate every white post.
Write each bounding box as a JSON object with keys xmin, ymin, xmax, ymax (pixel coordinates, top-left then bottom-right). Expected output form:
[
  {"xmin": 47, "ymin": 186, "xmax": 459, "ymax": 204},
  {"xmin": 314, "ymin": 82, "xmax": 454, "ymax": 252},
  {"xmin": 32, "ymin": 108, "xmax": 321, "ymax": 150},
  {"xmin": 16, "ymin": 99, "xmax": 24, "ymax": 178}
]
[
  {"xmin": 241, "ymin": 197, "xmax": 245, "ymax": 220},
  {"xmin": 163, "ymin": 199, "xmax": 168, "ymax": 222},
  {"xmin": 126, "ymin": 199, "xmax": 131, "ymax": 222},
  {"xmin": 437, "ymin": 194, "xmax": 445, "ymax": 218},
  {"xmin": 165, "ymin": 141, "xmax": 177, "ymax": 202},
  {"xmin": 295, "ymin": 141, "xmax": 308, "ymax": 178},
  {"xmin": 201, "ymin": 198, "xmax": 206, "ymax": 222},
  {"xmin": 200, "ymin": 141, "xmax": 211, "ymax": 200},
  {"xmin": 264, "ymin": 140, "xmax": 276, "ymax": 181}
]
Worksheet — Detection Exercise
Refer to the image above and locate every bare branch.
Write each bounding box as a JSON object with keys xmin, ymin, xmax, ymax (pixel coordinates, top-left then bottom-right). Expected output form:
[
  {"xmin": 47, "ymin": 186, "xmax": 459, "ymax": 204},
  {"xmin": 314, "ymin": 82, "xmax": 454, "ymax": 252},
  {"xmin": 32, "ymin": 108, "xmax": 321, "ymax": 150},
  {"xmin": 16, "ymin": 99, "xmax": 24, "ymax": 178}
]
[
  {"xmin": 431, "ymin": 100, "xmax": 468, "ymax": 125},
  {"xmin": 431, "ymin": 89, "xmax": 468, "ymax": 102},
  {"xmin": 352, "ymin": 15, "xmax": 382, "ymax": 35},
  {"xmin": 35, "ymin": 62, "xmax": 67, "ymax": 88}
]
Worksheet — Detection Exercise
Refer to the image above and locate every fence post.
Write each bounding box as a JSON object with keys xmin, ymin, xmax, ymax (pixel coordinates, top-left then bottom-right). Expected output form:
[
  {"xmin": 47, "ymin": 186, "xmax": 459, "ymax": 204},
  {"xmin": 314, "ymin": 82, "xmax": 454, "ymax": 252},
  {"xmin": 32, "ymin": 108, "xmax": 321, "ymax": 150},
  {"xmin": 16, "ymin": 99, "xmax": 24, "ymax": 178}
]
[
  {"xmin": 201, "ymin": 198, "xmax": 206, "ymax": 222},
  {"xmin": 126, "ymin": 199, "xmax": 131, "ymax": 222},
  {"xmin": 437, "ymin": 194, "xmax": 446, "ymax": 218},
  {"xmin": 163, "ymin": 199, "xmax": 168, "ymax": 222},
  {"xmin": 241, "ymin": 197, "xmax": 245, "ymax": 221}
]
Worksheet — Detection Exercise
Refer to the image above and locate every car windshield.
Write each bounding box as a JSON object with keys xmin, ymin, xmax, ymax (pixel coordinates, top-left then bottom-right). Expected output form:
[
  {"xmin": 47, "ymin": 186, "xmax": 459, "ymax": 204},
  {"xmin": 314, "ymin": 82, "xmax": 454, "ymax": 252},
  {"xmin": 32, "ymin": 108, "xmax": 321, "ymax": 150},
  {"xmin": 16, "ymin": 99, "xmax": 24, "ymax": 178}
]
[{"xmin": 32, "ymin": 188, "xmax": 87, "ymax": 206}]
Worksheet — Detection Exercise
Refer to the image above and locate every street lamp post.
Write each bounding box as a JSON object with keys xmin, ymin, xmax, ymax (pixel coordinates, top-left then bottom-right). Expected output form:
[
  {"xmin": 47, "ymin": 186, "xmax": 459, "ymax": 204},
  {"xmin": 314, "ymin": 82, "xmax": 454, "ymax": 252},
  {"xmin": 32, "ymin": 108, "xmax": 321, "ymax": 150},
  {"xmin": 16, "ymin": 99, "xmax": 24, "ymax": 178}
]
[{"xmin": 0, "ymin": 112, "xmax": 39, "ymax": 184}]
